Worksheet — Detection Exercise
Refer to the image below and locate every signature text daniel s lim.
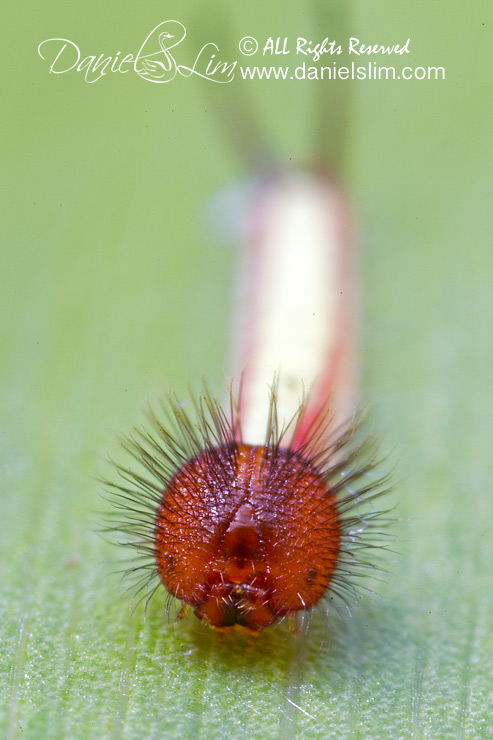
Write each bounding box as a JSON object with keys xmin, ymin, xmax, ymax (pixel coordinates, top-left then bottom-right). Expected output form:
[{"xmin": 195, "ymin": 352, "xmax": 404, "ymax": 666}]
[{"xmin": 38, "ymin": 21, "xmax": 236, "ymax": 84}]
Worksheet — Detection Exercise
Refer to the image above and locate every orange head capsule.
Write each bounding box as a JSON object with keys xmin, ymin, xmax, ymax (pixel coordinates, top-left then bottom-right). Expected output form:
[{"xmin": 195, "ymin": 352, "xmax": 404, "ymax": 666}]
[
  {"xmin": 105, "ymin": 384, "xmax": 390, "ymax": 632},
  {"xmin": 156, "ymin": 444, "xmax": 340, "ymax": 630}
]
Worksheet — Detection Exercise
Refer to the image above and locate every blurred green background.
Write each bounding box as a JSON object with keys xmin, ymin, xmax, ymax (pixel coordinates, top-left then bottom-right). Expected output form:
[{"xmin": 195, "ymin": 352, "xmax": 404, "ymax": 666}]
[{"xmin": 2, "ymin": 1, "xmax": 492, "ymax": 738}]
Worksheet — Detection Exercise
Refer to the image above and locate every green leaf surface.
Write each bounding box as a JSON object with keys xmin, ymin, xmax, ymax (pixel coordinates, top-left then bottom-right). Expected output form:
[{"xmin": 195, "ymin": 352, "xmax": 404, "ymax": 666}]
[{"xmin": 2, "ymin": 2, "xmax": 492, "ymax": 739}]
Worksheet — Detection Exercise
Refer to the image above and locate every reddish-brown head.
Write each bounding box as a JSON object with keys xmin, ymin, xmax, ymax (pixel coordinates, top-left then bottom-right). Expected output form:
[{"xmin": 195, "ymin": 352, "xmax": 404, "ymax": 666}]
[
  {"xmin": 155, "ymin": 444, "xmax": 341, "ymax": 630},
  {"xmin": 105, "ymin": 385, "xmax": 389, "ymax": 633}
]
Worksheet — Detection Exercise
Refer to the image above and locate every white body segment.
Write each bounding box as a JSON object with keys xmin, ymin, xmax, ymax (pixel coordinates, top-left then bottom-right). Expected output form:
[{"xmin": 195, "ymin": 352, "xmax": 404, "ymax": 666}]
[{"xmin": 234, "ymin": 170, "xmax": 355, "ymax": 446}]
